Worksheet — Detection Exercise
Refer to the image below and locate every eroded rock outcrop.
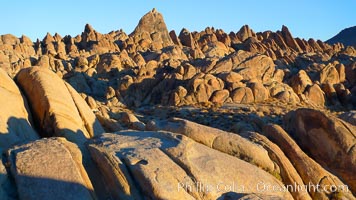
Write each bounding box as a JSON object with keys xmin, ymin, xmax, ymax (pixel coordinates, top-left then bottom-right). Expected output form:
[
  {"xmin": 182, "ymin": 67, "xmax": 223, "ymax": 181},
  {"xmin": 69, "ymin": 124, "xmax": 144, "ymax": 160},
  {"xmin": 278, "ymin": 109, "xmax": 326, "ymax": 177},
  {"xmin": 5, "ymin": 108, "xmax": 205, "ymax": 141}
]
[
  {"xmin": 284, "ymin": 108, "xmax": 356, "ymax": 194},
  {"xmin": 0, "ymin": 68, "xmax": 39, "ymax": 150},
  {"xmin": 0, "ymin": 9, "xmax": 354, "ymax": 108},
  {"xmin": 147, "ymin": 118, "xmax": 276, "ymax": 173},
  {"xmin": 16, "ymin": 67, "xmax": 104, "ymax": 145},
  {"xmin": 0, "ymin": 8, "xmax": 355, "ymax": 200},
  {"xmin": 130, "ymin": 8, "xmax": 173, "ymax": 50},
  {"xmin": 248, "ymin": 130, "xmax": 312, "ymax": 200},
  {"xmin": 88, "ymin": 131, "xmax": 293, "ymax": 200},
  {"xmin": 263, "ymin": 123, "xmax": 355, "ymax": 199}
]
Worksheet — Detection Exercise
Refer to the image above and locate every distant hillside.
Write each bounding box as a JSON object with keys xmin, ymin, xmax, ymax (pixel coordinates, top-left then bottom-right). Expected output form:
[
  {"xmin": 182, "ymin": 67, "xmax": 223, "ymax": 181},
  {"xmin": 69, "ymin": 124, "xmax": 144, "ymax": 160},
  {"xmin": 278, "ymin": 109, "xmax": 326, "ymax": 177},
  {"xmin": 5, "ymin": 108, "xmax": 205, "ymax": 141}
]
[{"xmin": 326, "ymin": 26, "xmax": 356, "ymax": 47}]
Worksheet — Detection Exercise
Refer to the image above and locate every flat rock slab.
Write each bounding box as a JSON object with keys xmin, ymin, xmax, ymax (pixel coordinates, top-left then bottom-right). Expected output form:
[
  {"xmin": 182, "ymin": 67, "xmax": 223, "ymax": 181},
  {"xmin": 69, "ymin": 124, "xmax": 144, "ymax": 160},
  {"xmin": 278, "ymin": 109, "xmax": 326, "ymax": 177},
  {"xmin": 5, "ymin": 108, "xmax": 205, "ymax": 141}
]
[
  {"xmin": 88, "ymin": 131, "xmax": 293, "ymax": 200},
  {"xmin": 7, "ymin": 137, "xmax": 96, "ymax": 200},
  {"xmin": 147, "ymin": 118, "xmax": 275, "ymax": 173}
]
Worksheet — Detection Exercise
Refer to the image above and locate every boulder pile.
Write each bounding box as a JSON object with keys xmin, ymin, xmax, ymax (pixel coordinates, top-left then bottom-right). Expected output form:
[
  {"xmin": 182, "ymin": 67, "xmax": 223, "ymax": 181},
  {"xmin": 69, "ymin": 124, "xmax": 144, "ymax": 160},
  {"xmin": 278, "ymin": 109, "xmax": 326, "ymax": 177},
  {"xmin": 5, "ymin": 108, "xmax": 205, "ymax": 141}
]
[{"xmin": 0, "ymin": 8, "xmax": 355, "ymax": 200}]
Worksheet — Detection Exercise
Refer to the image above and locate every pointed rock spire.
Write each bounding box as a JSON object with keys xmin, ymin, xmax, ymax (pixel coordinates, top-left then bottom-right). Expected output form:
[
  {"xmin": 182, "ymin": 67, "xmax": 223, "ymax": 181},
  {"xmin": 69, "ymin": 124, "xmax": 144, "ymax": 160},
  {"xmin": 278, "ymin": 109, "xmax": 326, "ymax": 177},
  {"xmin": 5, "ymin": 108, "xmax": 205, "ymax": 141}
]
[
  {"xmin": 20, "ymin": 35, "xmax": 33, "ymax": 45},
  {"xmin": 169, "ymin": 30, "xmax": 181, "ymax": 46},
  {"xmin": 179, "ymin": 28, "xmax": 195, "ymax": 48},
  {"xmin": 54, "ymin": 33, "xmax": 62, "ymax": 41},
  {"xmin": 236, "ymin": 25, "xmax": 256, "ymax": 42},
  {"xmin": 84, "ymin": 24, "xmax": 94, "ymax": 33},
  {"xmin": 281, "ymin": 25, "xmax": 302, "ymax": 52},
  {"xmin": 43, "ymin": 32, "xmax": 54, "ymax": 43},
  {"xmin": 130, "ymin": 8, "xmax": 173, "ymax": 48},
  {"xmin": 81, "ymin": 23, "xmax": 102, "ymax": 46}
]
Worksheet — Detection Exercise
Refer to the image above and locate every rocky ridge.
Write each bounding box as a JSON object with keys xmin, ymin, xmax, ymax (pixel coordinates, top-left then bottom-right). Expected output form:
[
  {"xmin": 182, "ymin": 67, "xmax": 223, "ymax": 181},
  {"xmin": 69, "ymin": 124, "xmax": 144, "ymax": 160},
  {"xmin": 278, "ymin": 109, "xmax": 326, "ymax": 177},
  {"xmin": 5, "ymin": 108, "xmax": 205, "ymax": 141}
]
[
  {"xmin": 327, "ymin": 26, "xmax": 356, "ymax": 48},
  {"xmin": 0, "ymin": 8, "xmax": 355, "ymax": 200}
]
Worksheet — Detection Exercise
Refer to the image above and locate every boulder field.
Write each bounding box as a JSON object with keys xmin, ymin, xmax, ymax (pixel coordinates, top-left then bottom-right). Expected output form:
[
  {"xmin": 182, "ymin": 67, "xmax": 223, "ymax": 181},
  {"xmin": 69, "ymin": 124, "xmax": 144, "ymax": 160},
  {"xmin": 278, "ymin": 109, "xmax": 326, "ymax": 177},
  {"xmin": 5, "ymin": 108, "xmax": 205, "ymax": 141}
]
[{"xmin": 0, "ymin": 8, "xmax": 355, "ymax": 200}]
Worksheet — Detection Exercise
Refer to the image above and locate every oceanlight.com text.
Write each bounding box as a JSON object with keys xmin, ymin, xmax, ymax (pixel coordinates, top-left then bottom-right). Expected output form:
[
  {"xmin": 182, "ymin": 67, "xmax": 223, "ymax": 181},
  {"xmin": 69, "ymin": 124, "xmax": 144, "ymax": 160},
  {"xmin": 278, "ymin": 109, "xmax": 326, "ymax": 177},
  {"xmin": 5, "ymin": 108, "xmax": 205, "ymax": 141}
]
[{"xmin": 177, "ymin": 181, "xmax": 349, "ymax": 194}]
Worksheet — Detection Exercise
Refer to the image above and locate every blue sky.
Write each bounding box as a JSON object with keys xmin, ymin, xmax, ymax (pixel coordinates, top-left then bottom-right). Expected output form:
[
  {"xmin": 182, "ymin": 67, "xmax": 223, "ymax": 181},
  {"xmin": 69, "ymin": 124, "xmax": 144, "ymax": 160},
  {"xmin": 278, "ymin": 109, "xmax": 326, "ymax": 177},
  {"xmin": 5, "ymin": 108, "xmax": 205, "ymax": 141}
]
[{"xmin": 1, "ymin": 0, "xmax": 355, "ymax": 42}]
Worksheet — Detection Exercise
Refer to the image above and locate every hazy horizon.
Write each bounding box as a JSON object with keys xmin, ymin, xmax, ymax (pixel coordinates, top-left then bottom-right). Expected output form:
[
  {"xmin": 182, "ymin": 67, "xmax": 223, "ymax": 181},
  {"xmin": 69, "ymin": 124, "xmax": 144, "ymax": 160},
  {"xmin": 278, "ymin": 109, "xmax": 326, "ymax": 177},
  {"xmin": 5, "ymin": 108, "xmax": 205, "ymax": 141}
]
[{"xmin": 1, "ymin": 0, "xmax": 355, "ymax": 42}]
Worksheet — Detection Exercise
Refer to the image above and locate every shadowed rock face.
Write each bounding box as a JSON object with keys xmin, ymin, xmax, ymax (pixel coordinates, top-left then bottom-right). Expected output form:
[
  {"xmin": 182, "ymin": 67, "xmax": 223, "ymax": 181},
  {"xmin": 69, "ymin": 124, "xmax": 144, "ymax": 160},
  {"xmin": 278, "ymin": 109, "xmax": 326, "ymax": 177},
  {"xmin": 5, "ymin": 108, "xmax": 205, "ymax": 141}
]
[
  {"xmin": 284, "ymin": 108, "xmax": 356, "ymax": 194},
  {"xmin": 326, "ymin": 26, "xmax": 356, "ymax": 48},
  {"xmin": 262, "ymin": 124, "xmax": 355, "ymax": 199},
  {"xmin": 0, "ymin": 68, "xmax": 39, "ymax": 150},
  {"xmin": 0, "ymin": 8, "xmax": 355, "ymax": 200}
]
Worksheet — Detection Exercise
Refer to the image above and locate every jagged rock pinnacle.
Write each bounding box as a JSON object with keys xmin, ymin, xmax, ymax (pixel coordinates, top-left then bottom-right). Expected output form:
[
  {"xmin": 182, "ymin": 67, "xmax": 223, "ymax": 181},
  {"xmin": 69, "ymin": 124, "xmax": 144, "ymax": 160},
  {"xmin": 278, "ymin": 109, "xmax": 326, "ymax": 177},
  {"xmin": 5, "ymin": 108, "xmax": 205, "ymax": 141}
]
[
  {"xmin": 130, "ymin": 9, "xmax": 173, "ymax": 48},
  {"xmin": 84, "ymin": 23, "xmax": 94, "ymax": 33}
]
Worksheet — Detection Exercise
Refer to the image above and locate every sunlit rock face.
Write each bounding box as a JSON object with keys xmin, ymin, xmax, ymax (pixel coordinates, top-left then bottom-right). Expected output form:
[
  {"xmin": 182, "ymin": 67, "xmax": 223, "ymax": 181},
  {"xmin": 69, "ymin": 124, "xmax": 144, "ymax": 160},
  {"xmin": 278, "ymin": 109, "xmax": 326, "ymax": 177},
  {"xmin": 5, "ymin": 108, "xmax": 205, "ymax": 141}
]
[{"xmin": 0, "ymin": 8, "xmax": 355, "ymax": 200}]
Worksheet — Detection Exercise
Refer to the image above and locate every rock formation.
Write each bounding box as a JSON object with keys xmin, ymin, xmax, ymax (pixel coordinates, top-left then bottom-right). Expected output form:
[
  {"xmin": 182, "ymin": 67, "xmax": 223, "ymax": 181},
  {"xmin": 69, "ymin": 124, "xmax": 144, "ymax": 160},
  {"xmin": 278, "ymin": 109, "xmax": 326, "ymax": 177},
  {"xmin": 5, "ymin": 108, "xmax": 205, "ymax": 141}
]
[
  {"xmin": 16, "ymin": 67, "xmax": 104, "ymax": 146},
  {"xmin": 0, "ymin": 68, "xmax": 39, "ymax": 150},
  {"xmin": 0, "ymin": 8, "xmax": 355, "ymax": 200},
  {"xmin": 326, "ymin": 26, "xmax": 356, "ymax": 48},
  {"xmin": 6, "ymin": 137, "xmax": 96, "ymax": 200}
]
